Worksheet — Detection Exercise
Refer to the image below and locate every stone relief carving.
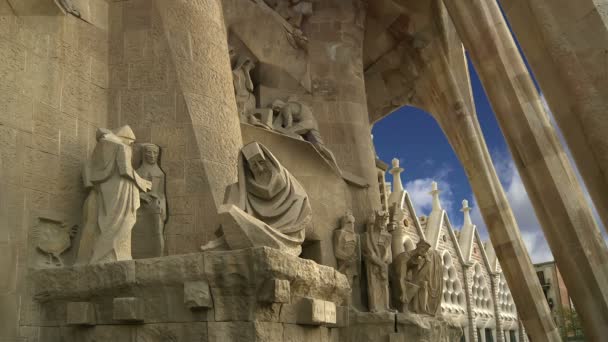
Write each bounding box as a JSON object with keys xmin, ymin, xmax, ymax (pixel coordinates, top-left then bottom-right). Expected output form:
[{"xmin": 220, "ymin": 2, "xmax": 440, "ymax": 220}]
[
  {"xmin": 132, "ymin": 143, "xmax": 167, "ymax": 259},
  {"xmin": 393, "ymin": 240, "xmax": 443, "ymax": 316},
  {"xmin": 362, "ymin": 210, "xmax": 392, "ymax": 312},
  {"xmin": 232, "ymin": 56, "xmax": 257, "ymax": 121},
  {"xmin": 56, "ymin": 0, "xmax": 80, "ymax": 17},
  {"xmin": 76, "ymin": 126, "xmax": 152, "ymax": 265},
  {"xmin": 201, "ymin": 142, "xmax": 311, "ymax": 256},
  {"xmin": 333, "ymin": 211, "xmax": 359, "ymax": 287},
  {"xmin": 31, "ymin": 216, "xmax": 77, "ymax": 268},
  {"xmin": 264, "ymin": 0, "xmax": 313, "ymax": 29},
  {"xmin": 271, "ymin": 97, "xmax": 339, "ymax": 169}
]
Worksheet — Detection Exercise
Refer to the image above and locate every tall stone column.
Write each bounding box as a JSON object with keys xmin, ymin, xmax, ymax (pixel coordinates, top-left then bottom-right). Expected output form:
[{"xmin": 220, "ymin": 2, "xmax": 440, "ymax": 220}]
[
  {"xmin": 153, "ymin": 0, "xmax": 243, "ymax": 246},
  {"xmin": 442, "ymin": 0, "xmax": 608, "ymax": 339},
  {"xmin": 307, "ymin": 0, "xmax": 381, "ymax": 227},
  {"xmin": 416, "ymin": 52, "xmax": 560, "ymax": 341},
  {"xmin": 498, "ymin": 0, "xmax": 608, "ymax": 230}
]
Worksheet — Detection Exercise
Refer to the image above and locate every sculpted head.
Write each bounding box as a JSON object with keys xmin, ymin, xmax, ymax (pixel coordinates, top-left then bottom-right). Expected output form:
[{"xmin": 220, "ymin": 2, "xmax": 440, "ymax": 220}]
[
  {"xmin": 141, "ymin": 144, "xmax": 160, "ymax": 165},
  {"xmin": 114, "ymin": 125, "xmax": 136, "ymax": 146},
  {"xmin": 415, "ymin": 240, "xmax": 431, "ymax": 255},
  {"xmin": 242, "ymin": 142, "xmax": 273, "ymax": 184}
]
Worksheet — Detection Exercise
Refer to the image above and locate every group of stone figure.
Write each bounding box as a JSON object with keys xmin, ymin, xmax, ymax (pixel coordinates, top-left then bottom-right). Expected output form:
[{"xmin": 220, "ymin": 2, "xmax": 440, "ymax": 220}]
[
  {"xmin": 231, "ymin": 53, "xmax": 339, "ymax": 168},
  {"xmin": 75, "ymin": 126, "xmax": 167, "ymax": 264},
  {"xmin": 74, "ymin": 123, "xmax": 440, "ymax": 316},
  {"xmin": 334, "ymin": 208, "xmax": 444, "ymax": 316}
]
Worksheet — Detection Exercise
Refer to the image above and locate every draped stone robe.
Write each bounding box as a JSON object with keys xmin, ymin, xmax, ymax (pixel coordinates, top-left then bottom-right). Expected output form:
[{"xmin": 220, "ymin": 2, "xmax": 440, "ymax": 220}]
[{"xmin": 76, "ymin": 134, "xmax": 149, "ymax": 264}]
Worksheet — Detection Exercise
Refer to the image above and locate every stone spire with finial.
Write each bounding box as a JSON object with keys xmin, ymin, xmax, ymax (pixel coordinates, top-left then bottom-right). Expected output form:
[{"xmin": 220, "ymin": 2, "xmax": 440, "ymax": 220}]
[
  {"xmin": 459, "ymin": 198, "xmax": 476, "ymax": 263},
  {"xmin": 389, "ymin": 158, "xmax": 404, "ymax": 194},
  {"xmin": 430, "ymin": 181, "xmax": 442, "ymax": 211}
]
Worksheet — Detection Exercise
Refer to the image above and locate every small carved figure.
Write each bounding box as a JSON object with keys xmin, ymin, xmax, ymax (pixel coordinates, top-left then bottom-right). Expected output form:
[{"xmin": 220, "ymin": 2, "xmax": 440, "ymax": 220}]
[
  {"xmin": 132, "ymin": 144, "xmax": 167, "ymax": 259},
  {"xmin": 232, "ymin": 56, "xmax": 256, "ymax": 121},
  {"xmin": 201, "ymin": 142, "xmax": 311, "ymax": 256},
  {"xmin": 393, "ymin": 240, "xmax": 443, "ymax": 315},
  {"xmin": 333, "ymin": 211, "xmax": 359, "ymax": 286},
  {"xmin": 32, "ymin": 217, "xmax": 77, "ymax": 267},
  {"xmin": 362, "ymin": 210, "xmax": 392, "ymax": 312},
  {"xmin": 56, "ymin": 0, "xmax": 80, "ymax": 17},
  {"xmin": 271, "ymin": 97, "xmax": 339, "ymax": 168},
  {"xmin": 76, "ymin": 126, "xmax": 152, "ymax": 265}
]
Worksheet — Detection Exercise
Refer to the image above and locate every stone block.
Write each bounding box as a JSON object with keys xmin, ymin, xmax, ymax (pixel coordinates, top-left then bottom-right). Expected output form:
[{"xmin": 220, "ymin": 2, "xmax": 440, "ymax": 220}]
[
  {"xmin": 184, "ymin": 280, "xmax": 212, "ymax": 310},
  {"xmin": 297, "ymin": 298, "xmax": 336, "ymax": 325},
  {"xmin": 66, "ymin": 302, "xmax": 96, "ymax": 326},
  {"xmin": 208, "ymin": 321, "xmax": 255, "ymax": 342},
  {"xmin": 259, "ymin": 279, "xmax": 290, "ymax": 304},
  {"xmin": 112, "ymin": 297, "xmax": 143, "ymax": 322},
  {"xmin": 328, "ymin": 305, "xmax": 349, "ymax": 328}
]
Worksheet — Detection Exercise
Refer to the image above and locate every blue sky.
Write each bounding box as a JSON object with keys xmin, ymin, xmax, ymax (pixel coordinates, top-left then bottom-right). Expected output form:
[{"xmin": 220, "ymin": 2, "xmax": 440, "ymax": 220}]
[{"xmin": 372, "ymin": 58, "xmax": 606, "ymax": 263}]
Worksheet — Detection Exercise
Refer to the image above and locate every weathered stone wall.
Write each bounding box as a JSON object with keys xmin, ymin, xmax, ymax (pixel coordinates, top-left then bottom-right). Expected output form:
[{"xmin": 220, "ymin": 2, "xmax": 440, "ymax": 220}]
[{"xmin": 0, "ymin": 1, "xmax": 110, "ymax": 339}]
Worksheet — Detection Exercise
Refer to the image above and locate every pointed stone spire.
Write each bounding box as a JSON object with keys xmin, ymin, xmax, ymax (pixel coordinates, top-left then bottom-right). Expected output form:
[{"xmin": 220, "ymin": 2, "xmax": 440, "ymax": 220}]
[
  {"xmin": 388, "ymin": 158, "xmax": 405, "ymax": 208},
  {"xmin": 430, "ymin": 181, "xmax": 442, "ymax": 211},
  {"xmin": 459, "ymin": 199, "xmax": 476, "ymax": 263},
  {"xmin": 425, "ymin": 181, "xmax": 444, "ymax": 249},
  {"xmin": 389, "ymin": 158, "xmax": 404, "ymax": 193},
  {"xmin": 462, "ymin": 199, "xmax": 472, "ymax": 226}
]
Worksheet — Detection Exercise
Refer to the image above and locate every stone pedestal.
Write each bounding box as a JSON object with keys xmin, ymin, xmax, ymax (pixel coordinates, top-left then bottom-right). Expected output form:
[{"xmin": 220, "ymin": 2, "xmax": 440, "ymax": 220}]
[{"xmin": 28, "ymin": 247, "xmax": 350, "ymax": 342}]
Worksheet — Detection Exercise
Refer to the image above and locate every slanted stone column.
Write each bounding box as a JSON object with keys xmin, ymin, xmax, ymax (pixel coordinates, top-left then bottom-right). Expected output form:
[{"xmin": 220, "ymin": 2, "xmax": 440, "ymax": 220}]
[
  {"xmin": 152, "ymin": 0, "xmax": 243, "ymax": 248},
  {"xmin": 442, "ymin": 0, "xmax": 608, "ymax": 340},
  {"xmin": 499, "ymin": 0, "xmax": 608, "ymax": 231},
  {"xmin": 415, "ymin": 50, "xmax": 560, "ymax": 341}
]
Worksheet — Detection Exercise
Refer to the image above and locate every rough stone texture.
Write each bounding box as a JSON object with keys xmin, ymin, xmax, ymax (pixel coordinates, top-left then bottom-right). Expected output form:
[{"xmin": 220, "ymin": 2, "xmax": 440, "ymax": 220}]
[
  {"xmin": 184, "ymin": 280, "xmax": 213, "ymax": 309},
  {"xmin": 113, "ymin": 297, "xmax": 144, "ymax": 322},
  {"xmin": 499, "ymin": 0, "xmax": 608, "ymax": 233},
  {"xmin": 66, "ymin": 301, "xmax": 95, "ymax": 326},
  {"xmin": 0, "ymin": 1, "xmax": 110, "ymax": 339}
]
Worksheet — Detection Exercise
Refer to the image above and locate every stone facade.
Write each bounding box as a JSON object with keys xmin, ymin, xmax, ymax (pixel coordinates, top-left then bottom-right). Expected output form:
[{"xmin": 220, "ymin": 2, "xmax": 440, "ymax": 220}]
[{"xmin": 1, "ymin": 0, "xmax": 607, "ymax": 341}]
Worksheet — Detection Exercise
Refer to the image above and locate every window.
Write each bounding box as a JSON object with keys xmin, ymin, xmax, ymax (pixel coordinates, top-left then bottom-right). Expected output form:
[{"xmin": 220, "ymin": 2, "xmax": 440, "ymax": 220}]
[{"xmin": 485, "ymin": 328, "xmax": 494, "ymax": 342}]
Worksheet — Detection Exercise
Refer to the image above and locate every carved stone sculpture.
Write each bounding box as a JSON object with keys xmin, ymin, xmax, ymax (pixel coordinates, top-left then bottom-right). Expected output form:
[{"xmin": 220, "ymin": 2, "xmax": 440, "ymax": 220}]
[
  {"xmin": 393, "ymin": 240, "xmax": 443, "ymax": 315},
  {"xmin": 265, "ymin": 0, "xmax": 313, "ymax": 28},
  {"xmin": 201, "ymin": 142, "xmax": 311, "ymax": 256},
  {"xmin": 232, "ymin": 56, "xmax": 256, "ymax": 121},
  {"xmin": 271, "ymin": 97, "xmax": 339, "ymax": 168},
  {"xmin": 132, "ymin": 144, "xmax": 167, "ymax": 259},
  {"xmin": 32, "ymin": 216, "xmax": 77, "ymax": 267},
  {"xmin": 333, "ymin": 211, "xmax": 359, "ymax": 286},
  {"xmin": 362, "ymin": 210, "xmax": 392, "ymax": 312},
  {"xmin": 76, "ymin": 126, "xmax": 152, "ymax": 265},
  {"xmin": 56, "ymin": 0, "xmax": 80, "ymax": 17}
]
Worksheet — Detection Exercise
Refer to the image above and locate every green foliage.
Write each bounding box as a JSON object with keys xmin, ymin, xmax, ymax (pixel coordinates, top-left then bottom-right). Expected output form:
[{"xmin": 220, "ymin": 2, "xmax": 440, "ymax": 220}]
[{"xmin": 557, "ymin": 308, "xmax": 584, "ymax": 341}]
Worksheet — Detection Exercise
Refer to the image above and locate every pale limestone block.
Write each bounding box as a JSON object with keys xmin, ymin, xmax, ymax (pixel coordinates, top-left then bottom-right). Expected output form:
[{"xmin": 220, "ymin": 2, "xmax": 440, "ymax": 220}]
[
  {"xmin": 327, "ymin": 305, "xmax": 349, "ymax": 328},
  {"xmin": 297, "ymin": 298, "xmax": 336, "ymax": 325},
  {"xmin": 259, "ymin": 279, "xmax": 290, "ymax": 304},
  {"xmin": 112, "ymin": 297, "xmax": 143, "ymax": 322},
  {"xmin": 183, "ymin": 280, "xmax": 212, "ymax": 310},
  {"xmin": 254, "ymin": 322, "xmax": 284, "ymax": 342},
  {"xmin": 66, "ymin": 302, "xmax": 95, "ymax": 326}
]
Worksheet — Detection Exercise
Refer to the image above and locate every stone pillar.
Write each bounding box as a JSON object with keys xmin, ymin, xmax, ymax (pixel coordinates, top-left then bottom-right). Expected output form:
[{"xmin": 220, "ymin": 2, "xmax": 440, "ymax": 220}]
[
  {"xmin": 499, "ymin": 0, "xmax": 608, "ymax": 231},
  {"xmin": 442, "ymin": 0, "xmax": 608, "ymax": 340},
  {"xmin": 463, "ymin": 264, "xmax": 478, "ymax": 342},
  {"xmin": 414, "ymin": 49, "xmax": 560, "ymax": 340},
  {"xmin": 491, "ymin": 273, "xmax": 505, "ymax": 342},
  {"xmin": 149, "ymin": 0, "xmax": 243, "ymax": 249},
  {"xmin": 307, "ymin": 0, "xmax": 381, "ymax": 225}
]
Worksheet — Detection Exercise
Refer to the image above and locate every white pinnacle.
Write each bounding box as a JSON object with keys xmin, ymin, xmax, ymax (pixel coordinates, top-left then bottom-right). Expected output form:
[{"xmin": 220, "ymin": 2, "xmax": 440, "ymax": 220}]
[
  {"xmin": 389, "ymin": 158, "xmax": 404, "ymax": 193},
  {"xmin": 430, "ymin": 181, "xmax": 442, "ymax": 211}
]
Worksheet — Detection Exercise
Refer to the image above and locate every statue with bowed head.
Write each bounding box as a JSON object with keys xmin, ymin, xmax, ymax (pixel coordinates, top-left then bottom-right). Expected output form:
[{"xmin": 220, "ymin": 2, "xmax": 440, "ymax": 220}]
[{"xmin": 201, "ymin": 142, "xmax": 311, "ymax": 256}]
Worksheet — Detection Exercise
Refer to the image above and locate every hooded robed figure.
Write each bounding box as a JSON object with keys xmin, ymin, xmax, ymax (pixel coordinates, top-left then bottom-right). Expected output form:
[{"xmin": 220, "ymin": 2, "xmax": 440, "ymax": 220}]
[
  {"xmin": 201, "ymin": 142, "xmax": 311, "ymax": 256},
  {"xmin": 76, "ymin": 126, "xmax": 151, "ymax": 264}
]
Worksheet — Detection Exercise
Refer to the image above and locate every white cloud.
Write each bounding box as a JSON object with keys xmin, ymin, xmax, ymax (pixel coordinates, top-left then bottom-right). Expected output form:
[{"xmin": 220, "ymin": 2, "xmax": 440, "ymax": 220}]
[{"xmin": 403, "ymin": 168, "xmax": 455, "ymax": 218}]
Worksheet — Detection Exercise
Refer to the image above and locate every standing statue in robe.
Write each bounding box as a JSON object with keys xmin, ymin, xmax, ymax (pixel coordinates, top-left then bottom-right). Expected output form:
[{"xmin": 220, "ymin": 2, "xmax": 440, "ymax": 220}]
[
  {"xmin": 334, "ymin": 211, "xmax": 359, "ymax": 287},
  {"xmin": 271, "ymin": 97, "xmax": 339, "ymax": 169},
  {"xmin": 76, "ymin": 126, "xmax": 152, "ymax": 265},
  {"xmin": 132, "ymin": 144, "xmax": 167, "ymax": 259},
  {"xmin": 393, "ymin": 240, "xmax": 443, "ymax": 315},
  {"xmin": 201, "ymin": 142, "xmax": 311, "ymax": 256},
  {"xmin": 232, "ymin": 56, "xmax": 256, "ymax": 121},
  {"xmin": 362, "ymin": 211, "xmax": 392, "ymax": 312}
]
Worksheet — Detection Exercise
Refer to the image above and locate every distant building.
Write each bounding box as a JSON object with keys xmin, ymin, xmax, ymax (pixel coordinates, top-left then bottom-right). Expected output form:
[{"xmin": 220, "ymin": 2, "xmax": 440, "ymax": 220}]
[{"xmin": 534, "ymin": 262, "xmax": 583, "ymax": 340}]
